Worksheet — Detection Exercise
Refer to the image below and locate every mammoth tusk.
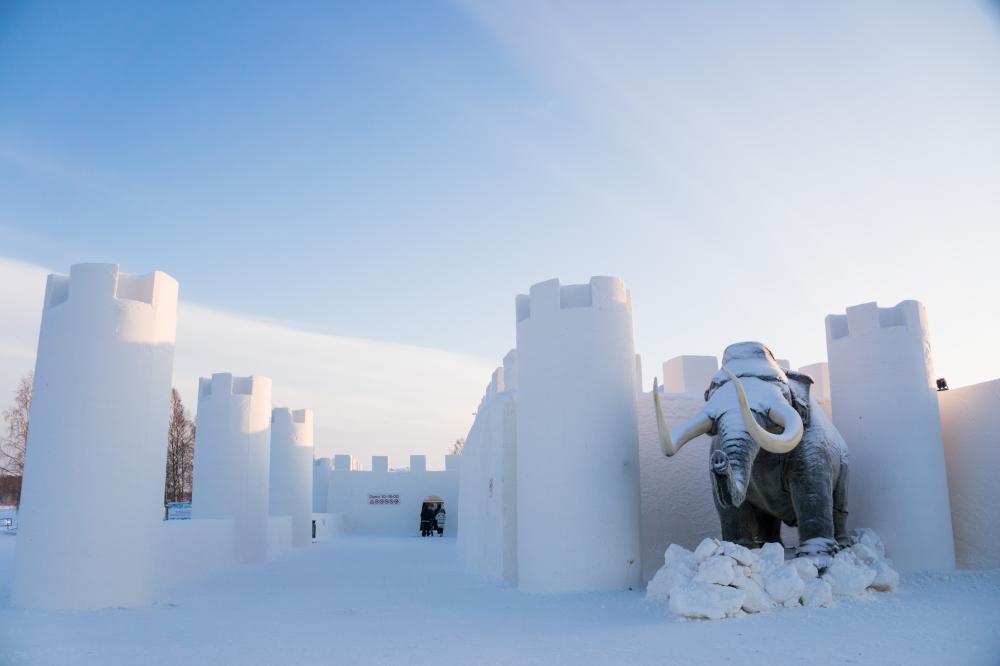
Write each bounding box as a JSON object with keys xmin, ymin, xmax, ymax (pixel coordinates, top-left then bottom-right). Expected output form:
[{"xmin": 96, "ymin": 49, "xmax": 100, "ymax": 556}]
[
  {"xmin": 653, "ymin": 377, "xmax": 713, "ymax": 457},
  {"xmin": 723, "ymin": 367, "xmax": 803, "ymax": 454}
]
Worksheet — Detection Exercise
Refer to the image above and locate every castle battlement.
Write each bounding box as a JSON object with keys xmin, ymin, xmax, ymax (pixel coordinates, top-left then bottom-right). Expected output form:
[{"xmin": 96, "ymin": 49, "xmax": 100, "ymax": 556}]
[
  {"xmin": 272, "ymin": 407, "xmax": 313, "ymax": 428},
  {"xmin": 826, "ymin": 300, "xmax": 927, "ymax": 341},
  {"xmin": 199, "ymin": 373, "xmax": 272, "ymax": 399},
  {"xmin": 44, "ymin": 263, "xmax": 177, "ymax": 311},
  {"xmin": 660, "ymin": 355, "xmax": 718, "ymax": 395},
  {"xmin": 322, "ymin": 454, "xmax": 459, "ymax": 474},
  {"xmin": 797, "ymin": 362, "xmax": 831, "ymax": 405},
  {"xmin": 333, "ymin": 454, "xmax": 359, "ymax": 472},
  {"xmin": 515, "ymin": 276, "xmax": 630, "ymax": 324},
  {"xmin": 489, "ymin": 367, "xmax": 505, "ymax": 397}
]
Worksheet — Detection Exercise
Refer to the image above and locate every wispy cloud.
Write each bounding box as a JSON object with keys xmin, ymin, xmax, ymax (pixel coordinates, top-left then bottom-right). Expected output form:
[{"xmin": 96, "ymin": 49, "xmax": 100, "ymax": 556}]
[
  {"xmin": 456, "ymin": 0, "xmax": 1000, "ymax": 389},
  {"xmin": 0, "ymin": 257, "xmax": 494, "ymax": 469}
]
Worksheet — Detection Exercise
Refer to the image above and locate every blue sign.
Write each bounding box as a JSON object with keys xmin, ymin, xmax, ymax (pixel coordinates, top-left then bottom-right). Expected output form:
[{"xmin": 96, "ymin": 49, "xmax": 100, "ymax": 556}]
[{"xmin": 166, "ymin": 502, "xmax": 192, "ymax": 520}]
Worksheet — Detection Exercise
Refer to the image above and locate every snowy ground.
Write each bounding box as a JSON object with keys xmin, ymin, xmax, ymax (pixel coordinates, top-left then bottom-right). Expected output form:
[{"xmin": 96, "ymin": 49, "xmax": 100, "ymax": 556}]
[{"xmin": 1, "ymin": 532, "xmax": 998, "ymax": 665}]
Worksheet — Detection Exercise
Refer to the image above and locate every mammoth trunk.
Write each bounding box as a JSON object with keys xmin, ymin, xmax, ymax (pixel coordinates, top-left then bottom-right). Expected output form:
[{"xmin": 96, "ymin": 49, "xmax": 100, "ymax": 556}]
[{"xmin": 712, "ymin": 442, "xmax": 752, "ymax": 508}]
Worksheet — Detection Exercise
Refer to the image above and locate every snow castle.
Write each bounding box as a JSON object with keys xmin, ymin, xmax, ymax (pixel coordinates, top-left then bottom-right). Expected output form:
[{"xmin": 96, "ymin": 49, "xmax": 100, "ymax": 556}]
[
  {"xmin": 11, "ymin": 262, "xmax": 999, "ymax": 611},
  {"xmin": 458, "ymin": 277, "xmax": 1000, "ymax": 589},
  {"xmin": 13, "ymin": 264, "xmax": 179, "ymax": 609}
]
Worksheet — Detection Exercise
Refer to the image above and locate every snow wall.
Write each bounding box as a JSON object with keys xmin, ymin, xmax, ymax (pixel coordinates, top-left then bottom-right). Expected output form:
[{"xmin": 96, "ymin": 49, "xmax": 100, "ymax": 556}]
[
  {"xmin": 939, "ymin": 379, "xmax": 1000, "ymax": 569},
  {"xmin": 321, "ymin": 456, "xmax": 460, "ymax": 535},
  {"xmin": 798, "ymin": 362, "xmax": 833, "ymax": 420},
  {"xmin": 13, "ymin": 263, "xmax": 179, "ymax": 609},
  {"xmin": 313, "ymin": 457, "xmax": 331, "ymax": 512},
  {"xmin": 515, "ymin": 277, "xmax": 641, "ymax": 593},
  {"xmin": 457, "ymin": 352, "xmax": 518, "ymax": 583},
  {"xmin": 311, "ymin": 512, "xmax": 343, "ymax": 541},
  {"xmin": 269, "ymin": 408, "xmax": 314, "ymax": 548},
  {"xmin": 826, "ymin": 301, "xmax": 955, "ymax": 572},
  {"xmin": 637, "ymin": 356, "xmax": 719, "ymax": 583},
  {"xmin": 192, "ymin": 373, "xmax": 273, "ymax": 563}
]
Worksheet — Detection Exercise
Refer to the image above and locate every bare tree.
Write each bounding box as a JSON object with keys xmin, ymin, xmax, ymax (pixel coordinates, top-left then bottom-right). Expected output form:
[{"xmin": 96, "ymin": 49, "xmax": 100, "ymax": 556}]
[
  {"xmin": 450, "ymin": 437, "xmax": 465, "ymax": 456},
  {"xmin": 0, "ymin": 372, "xmax": 33, "ymax": 506},
  {"xmin": 164, "ymin": 388, "xmax": 196, "ymax": 504}
]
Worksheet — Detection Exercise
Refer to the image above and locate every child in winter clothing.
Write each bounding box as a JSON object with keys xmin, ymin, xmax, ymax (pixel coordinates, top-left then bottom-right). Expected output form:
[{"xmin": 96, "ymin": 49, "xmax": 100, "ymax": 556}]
[{"xmin": 434, "ymin": 507, "xmax": 447, "ymax": 536}]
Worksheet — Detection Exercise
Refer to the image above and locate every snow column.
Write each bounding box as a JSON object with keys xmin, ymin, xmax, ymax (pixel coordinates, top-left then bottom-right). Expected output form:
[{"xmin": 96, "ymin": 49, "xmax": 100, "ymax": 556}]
[
  {"xmin": 269, "ymin": 408, "xmax": 314, "ymax": 548},
  {"xmin": 515, "ymin": 277, "xmax": 641, "ymax": 593},
  {"xmin": 192, "ymin": 373, "xmax": 273, "ymax": 563},
  {"xmin": 13, "ymin": 263, "xmax": 178, "ymax": 609},
  {"xmin": 826, "ymin": 301, "xmax": 955, "ymax": 571}
]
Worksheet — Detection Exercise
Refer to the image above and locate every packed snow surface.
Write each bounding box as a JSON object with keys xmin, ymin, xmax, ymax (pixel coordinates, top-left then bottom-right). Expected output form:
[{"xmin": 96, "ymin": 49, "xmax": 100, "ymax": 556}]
[
  {"xmin": 2, "ymin": 532, "xmax": 999, "ymax": 665},
  {"xmin": 648, "ymin": 529, "xmax": 901, "ymax": 620}
]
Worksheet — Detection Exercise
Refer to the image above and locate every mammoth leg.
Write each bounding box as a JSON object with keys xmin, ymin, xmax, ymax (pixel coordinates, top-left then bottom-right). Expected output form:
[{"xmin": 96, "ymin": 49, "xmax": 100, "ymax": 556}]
[
  {"xmin": 716, "ymin": 502, "xmax": 760, "ymax": 548},
  {"xmin": 788, "ymin": 452, "xmax": 837, "ymax": 555},
  {"xmin": 833, "ymin": 464, "xmax": 850, "ymax": 547},
  {"xmin": 754, "ymin": 509, "xmax": 782, "ymax": 546}
]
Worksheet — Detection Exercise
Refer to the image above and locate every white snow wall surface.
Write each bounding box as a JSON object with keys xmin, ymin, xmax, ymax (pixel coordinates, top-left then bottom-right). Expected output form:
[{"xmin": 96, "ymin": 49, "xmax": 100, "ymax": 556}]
[
  {"xmin": 192, "ymin": 373, "xmax": 273, "ymax": 563},
  {"xmin": 637, "ymin": 389, "xmax": 720, "ymax": 583},
  {"xmin": 826, "ymin": 301, "xmax": 955, "ymax": 572},
  {"xmin": 13, "ymin": 263, "xmax": 179, "ymax": 609},
  {"xmin": 457, "ymin": 355, "xmax": 518, "ymax": 583},
  {"xmin": 938, "ymin": 379, "xmax": 1000, "ymax": 569},
  {"xmin": 313, "ymin": 457, "xmax": 331, "ymax": 512},
  {"xmin": 269, "ymin": 408, "xmax": 314, "ymax": 548},
  {"xmin": 515, "ymin": 277, "xmax": 641, "ymax": 593}
]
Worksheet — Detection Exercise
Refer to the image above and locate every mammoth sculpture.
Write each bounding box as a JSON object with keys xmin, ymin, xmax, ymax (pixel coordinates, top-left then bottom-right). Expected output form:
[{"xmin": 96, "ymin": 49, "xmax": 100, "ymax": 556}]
[{"xmin": 654, "ymin": 342, "xmax": 849, "ymax": 557}]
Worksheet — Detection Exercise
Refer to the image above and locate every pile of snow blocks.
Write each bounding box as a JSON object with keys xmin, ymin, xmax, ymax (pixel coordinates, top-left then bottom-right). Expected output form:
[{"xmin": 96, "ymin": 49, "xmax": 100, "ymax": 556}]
[{"xmin": 647, "ymin": 529, "xmax": 899, "ymax": 620}]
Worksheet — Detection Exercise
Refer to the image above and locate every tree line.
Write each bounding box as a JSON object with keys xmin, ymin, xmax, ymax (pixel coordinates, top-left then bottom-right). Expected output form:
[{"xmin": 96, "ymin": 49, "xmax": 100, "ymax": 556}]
[
  {"xmin": 1, "ymin": 371, "xmax": 468, "ymax": 508},
  {"xmin": 0, "ymin": 373, "xmax": 196, "ymax": 507}
]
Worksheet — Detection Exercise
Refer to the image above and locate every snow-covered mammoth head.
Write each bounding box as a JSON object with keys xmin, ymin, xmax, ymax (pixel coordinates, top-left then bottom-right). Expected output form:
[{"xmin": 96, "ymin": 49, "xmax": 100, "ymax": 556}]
[{"xmin": 653, "ymin": 342, "xmax": 809, "ymax": 508}]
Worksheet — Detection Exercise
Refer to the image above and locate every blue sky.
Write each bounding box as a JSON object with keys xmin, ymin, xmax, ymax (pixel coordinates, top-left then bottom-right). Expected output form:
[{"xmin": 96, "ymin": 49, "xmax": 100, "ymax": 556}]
[{"xmin": 2, "ymin": 2, "xmax": 999, "ymax": 461}]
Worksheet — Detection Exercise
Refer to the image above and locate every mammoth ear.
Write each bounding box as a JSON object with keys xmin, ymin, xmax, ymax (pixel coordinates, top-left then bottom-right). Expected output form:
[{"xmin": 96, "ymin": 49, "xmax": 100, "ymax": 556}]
[
  {"xmin": 704, "ymin": 379, "xmax": 723, "ymax": 403},
  {"xmin": 784, "ymin": 370, "xmax": 813, "ymax": 426},
  {"xmin": 702, "ymin": 381, "xmax": 721, "ymax": 435}
]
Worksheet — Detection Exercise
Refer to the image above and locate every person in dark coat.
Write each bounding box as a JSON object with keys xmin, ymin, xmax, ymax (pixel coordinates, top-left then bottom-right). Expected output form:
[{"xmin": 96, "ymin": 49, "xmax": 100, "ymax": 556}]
[{"xmin": 420, "ymin": 503, "xmax": 436, "ymax": 537}]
